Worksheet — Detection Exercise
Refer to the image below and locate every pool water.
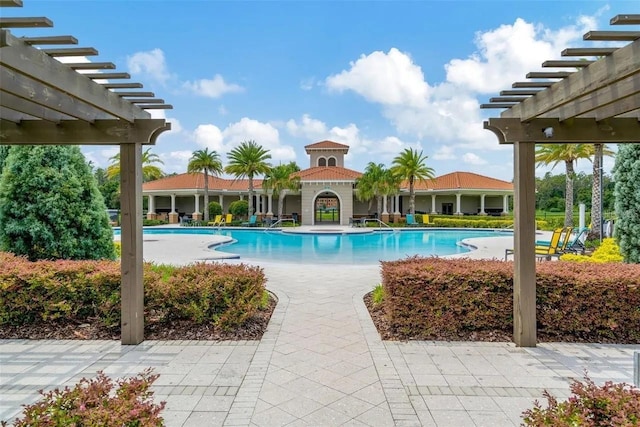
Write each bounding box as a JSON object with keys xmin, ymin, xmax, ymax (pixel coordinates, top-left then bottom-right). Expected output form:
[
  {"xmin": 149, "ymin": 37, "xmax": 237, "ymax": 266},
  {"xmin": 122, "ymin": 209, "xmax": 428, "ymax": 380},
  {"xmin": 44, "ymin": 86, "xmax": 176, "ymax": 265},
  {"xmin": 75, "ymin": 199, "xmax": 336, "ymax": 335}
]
[{"xmin": 115, "ymin": 228, "xmax": 509, "ymax": 264}]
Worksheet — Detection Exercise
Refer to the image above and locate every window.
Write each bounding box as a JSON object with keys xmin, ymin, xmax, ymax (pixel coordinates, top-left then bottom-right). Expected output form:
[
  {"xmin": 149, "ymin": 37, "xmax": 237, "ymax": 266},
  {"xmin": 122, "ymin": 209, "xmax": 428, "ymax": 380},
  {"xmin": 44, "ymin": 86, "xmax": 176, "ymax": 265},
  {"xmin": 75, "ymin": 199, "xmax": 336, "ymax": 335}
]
[
  {"xmin": 328, "ymin": 157, "xmax": 336, "ymax": 167},
  {"xmin": 318, "ymin": 157, "xmax": 327, "ymax": 166}
]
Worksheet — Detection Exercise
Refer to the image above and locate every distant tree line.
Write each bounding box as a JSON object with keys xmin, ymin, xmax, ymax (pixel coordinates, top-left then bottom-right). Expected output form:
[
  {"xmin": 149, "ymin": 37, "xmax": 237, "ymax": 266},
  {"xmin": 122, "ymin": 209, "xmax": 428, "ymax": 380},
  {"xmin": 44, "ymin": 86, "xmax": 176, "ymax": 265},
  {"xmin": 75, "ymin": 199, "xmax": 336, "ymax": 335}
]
[{"xmin": 535, "ymin": 171, "xmax": 615, "ymax": 214}]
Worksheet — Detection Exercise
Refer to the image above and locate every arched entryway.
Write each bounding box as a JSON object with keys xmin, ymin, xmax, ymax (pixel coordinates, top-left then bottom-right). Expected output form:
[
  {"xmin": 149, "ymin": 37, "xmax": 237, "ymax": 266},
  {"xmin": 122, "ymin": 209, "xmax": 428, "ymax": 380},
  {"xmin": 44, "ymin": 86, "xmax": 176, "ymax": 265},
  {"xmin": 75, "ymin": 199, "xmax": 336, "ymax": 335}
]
[{"xmin": 314, "ymin": 191, "xmax": 341, "ymax": 225}]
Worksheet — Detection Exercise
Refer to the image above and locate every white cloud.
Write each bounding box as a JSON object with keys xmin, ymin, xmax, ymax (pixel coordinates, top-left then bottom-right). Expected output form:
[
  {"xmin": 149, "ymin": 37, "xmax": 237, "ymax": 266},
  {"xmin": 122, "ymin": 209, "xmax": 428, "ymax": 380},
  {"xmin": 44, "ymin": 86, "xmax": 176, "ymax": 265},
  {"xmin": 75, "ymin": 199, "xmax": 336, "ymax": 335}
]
[
  {"xmin": 433, "ymin": 146, "xmax": 456, "ymax": 160},
  {"xmin": 444, "ymin": 17, "xmax": 589, "ymax": 94},
  {"xmin": 462, "ymin": 152, "xmax": 487, "ymax": 165},
  {"xmin": 192, "ymin": 118, "xmax": 296, "ymax": 167},
  {"xmin": 326, "ymin": 48, "xmax": 430, "ymax": 108},
  {"xmin": 183, "ymin": 74, "xmax": 244, "ymax": 98},
  {"xmin": 161, "ymin": 150, "xmax": 193, "ymax": 174},
  {"xmin": 299, "ymin": 77, "xmax": 316, "ymax": 91},
  {"xmin": 127, "ymin": 48, "xmax": 172, "ymax": 84}
]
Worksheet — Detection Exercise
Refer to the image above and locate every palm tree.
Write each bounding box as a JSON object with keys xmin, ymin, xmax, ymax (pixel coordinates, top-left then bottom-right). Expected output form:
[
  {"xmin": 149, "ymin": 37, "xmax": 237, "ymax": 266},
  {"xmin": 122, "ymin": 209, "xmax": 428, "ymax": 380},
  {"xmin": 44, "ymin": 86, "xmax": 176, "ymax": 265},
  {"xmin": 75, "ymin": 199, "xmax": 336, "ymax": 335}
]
[
  {"xmin": 390, "ymin": 148, "xmax": 435, "ymax": 215},
  {"xmin": 590, "ymin": 143, "xmax": 615, "ymax": 240},
  {"xmin": 187, "ymin": 148, "xmax": 223, "ymax": 222},
  {"xmin": 262, "ymin": 162, "xmax": 300, "ymax": 218},
  {"xmin": 535, "ymin": 144, "xmax": 593, "ymax": 227},
  {"xmin": 106, "ymin": 148, "xmax": 164, "ymax": 182},
  {"xmin": 225, "ymin": 140, "xmax": 272, "ymax": 216},
  {"xmin": 356, "ymin": 162, "xmax": 389, "ymax": 217}
]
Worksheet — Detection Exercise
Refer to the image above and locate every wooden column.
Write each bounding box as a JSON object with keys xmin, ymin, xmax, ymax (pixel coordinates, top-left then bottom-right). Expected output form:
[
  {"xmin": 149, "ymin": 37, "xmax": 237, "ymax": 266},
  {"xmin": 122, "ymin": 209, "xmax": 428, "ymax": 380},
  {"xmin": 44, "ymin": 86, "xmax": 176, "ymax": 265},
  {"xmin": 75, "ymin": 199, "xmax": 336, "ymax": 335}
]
[
  {"xmin": 513, "ymin": 141, "xmax": 536, "ymax": 347},
  {"xmin": 120, "ymin": 142, "xmax": 144, "ymax": 345}
]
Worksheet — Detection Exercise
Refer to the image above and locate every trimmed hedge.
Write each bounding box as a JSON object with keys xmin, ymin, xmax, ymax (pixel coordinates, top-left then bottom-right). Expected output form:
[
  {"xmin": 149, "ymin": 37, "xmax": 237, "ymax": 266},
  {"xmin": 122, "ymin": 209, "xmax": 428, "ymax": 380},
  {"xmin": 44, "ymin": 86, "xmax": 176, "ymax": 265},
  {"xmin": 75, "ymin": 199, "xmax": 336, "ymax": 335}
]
[
  {"xmin": 0, "ymin": 252, "xmax": 267, "ymax": 332},
  {"xmin": 380, "ymin": 257, "xmax": 640, "ymax": 342}
]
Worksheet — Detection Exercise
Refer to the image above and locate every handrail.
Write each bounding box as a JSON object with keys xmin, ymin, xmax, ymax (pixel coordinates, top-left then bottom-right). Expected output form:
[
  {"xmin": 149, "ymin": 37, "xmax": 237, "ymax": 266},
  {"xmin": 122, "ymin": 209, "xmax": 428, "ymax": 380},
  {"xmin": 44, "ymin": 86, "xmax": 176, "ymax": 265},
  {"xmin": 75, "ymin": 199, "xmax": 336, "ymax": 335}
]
[
  {"xmin": 264, "ymin": 217, "xmax": 296, "ymax": 231},
  {"xmin": 364, "ymin": 218, "xmax": 393, "ymax": 230}
]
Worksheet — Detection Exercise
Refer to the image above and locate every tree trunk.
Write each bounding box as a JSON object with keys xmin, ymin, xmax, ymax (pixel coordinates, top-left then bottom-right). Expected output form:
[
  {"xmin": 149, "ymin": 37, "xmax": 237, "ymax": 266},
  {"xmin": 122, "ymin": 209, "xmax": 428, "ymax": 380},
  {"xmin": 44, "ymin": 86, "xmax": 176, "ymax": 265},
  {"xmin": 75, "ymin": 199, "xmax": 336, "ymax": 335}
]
[
  {"xmin": 564, "ymin": 160, "xmax": 575, "ymax": 227},
  {"xmin": 591, "ymin": 143, "xmax": 603, "ymax": 240},
  {"xmin": 248, "ymin": 176, "xmax": 254, "ymax": 216},
  {"xmin": 409, "ymin": 176, "xmax": 415, "ymax": 215},
  {"xmin": 203, "ymin": 170, "xmax": 209, "ymax": 222},
  {"xmin": 278, "ymin": 191, "xmax": 286, "ymax": 219}
]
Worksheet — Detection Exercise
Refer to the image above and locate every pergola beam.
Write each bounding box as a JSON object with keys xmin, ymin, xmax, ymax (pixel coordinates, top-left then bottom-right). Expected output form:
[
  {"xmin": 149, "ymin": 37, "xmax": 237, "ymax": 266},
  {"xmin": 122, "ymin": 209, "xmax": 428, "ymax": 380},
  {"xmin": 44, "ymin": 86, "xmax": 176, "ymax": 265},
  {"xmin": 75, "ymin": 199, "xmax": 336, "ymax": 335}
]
[
  {"xmin": 0, "ymin": 119, "xmax": 171, "ymax": 144},
  {"xmin": 502, "ymin": 40, "xmax": 640, "ymax": 120},
  {"xmin": 611, "ymin": 14, "xmax": 640, "ymax": 25},
  {"xmin": 484, "ymin": 118, "xmax": 640, "ymax": 144},
  {"xmin": 41, "ymin": 47, "xmax": 98, "ymax": 57},
  {"xmin": 20, "ymin": 35, "xmax": 77, "ymax": 45},
  {"xmin": 1, "ymin": 29, "xmax": 150, "ymax": 121},
  {"xmin": 583, "ymin": 31, "xmax": 640, "ymax": 41}
]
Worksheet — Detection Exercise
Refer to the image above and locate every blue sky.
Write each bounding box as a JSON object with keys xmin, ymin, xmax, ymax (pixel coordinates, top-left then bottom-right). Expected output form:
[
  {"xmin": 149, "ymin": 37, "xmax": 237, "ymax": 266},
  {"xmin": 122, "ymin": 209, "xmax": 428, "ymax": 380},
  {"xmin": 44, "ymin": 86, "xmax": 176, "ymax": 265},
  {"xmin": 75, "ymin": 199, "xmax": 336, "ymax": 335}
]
[{"xmin": 7, "ymin": 1, "xmax": 634, "ymax": 181}]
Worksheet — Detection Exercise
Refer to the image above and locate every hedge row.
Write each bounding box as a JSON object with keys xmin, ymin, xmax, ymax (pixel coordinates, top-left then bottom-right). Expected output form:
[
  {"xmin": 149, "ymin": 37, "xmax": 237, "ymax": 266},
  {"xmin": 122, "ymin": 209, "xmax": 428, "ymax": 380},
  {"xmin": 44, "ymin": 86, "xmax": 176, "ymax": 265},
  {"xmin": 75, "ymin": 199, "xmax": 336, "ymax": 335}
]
[
  {"xmin": 380, "ymin": 257, "xmax": 640, "ymax": 342},
  {"xmin": 0, "ymin": 252, "xmax": 267, "ymax": 331}
]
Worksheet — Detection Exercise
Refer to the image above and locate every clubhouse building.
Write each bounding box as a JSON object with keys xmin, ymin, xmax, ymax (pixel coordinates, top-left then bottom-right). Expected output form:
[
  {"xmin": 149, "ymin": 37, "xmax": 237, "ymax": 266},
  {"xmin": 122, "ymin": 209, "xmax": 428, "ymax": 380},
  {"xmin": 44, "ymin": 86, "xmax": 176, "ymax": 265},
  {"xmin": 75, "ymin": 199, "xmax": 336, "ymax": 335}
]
[{"xmin": 142, "ymin": 141, "xmax": 514, "ymax": 226}]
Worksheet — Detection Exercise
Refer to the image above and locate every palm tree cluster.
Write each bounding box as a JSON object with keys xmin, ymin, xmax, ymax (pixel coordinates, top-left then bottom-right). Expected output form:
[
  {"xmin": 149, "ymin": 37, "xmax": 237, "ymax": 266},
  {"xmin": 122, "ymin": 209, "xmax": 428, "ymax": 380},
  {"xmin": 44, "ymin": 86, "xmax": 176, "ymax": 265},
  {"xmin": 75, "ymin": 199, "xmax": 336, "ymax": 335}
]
[{"xmin": 535, "ymin": 143, "xmax": 614, "ymax": 239}]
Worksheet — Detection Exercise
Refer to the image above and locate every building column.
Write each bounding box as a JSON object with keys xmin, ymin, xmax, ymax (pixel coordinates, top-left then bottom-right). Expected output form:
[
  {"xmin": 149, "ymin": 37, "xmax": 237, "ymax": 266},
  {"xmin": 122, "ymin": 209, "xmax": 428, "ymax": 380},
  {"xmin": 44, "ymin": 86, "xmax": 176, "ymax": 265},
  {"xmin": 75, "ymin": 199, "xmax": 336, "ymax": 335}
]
[
  {"xmin": 431, "ymin": 194, "xmax": 437, "ymax": 213},
  {"xmin": 393, "ymin": 195, "xmax": 401, "ymax": 223},
  {"xmin": 381, "ymin": 195, "xmax": 389, "ymax": 223},
  {"xmin": 267, "ymin": 194, "xmax": 273, "ymax": 216},
  {"xmin": 168, "ymin": 194, "xmax": 178, "ymax": 224},
  {"xmin": 193, "ymin": 194, "xmax": 202, "ymax": 221},
  {"xmin": 146, "ymin": 195, "xmax": 157, "ymax": 220},
  {"xmin": 455, "ymin": 193, "xmax": 463, "ymax": 215},
  {"xmin": 502, "ymin": 194, "xmax": 510, "ymax": 215},
  {"xmin": 218, "ymin": 194, "xmax": 224, "ymax": 211},
  {"xmin": 479, "ymin": 194, "xmax": 487, "ymax": 215}
]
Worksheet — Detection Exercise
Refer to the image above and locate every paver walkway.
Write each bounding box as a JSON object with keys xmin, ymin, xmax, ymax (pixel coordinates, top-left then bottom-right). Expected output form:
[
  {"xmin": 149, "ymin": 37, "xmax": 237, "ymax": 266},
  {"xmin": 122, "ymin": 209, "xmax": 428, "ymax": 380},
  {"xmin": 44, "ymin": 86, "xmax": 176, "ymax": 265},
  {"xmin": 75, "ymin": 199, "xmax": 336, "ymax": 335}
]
[{"xmin": 1, "ymin": 231, "xmax": 638, "ymax": 426}]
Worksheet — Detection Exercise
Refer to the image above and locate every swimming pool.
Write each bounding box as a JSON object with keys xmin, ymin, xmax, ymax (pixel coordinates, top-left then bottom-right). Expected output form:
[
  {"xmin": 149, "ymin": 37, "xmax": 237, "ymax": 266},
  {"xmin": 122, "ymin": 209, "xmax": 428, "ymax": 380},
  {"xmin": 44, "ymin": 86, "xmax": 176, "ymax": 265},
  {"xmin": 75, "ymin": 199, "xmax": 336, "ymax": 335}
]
[{"xmin": 115, "ymin": 227, "xmax": 510, "ymax": 265}]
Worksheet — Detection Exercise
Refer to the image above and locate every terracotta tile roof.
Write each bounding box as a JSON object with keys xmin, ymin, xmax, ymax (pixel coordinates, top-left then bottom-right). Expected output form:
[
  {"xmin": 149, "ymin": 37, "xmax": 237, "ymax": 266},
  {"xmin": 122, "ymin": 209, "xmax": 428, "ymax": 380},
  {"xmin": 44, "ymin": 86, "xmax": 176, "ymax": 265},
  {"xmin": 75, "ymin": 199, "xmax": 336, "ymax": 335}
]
[
  {"xmin": 412, "ymin": 171, "xmax": 513, "ymax": 191},
  {"xmin": 292, "ymin": 166, "xmax": 362, "ymax": 181},
  {"xmin": 143, "ymin": 173, "xmax": 262, "ymax": 191},
  {"xmin": 304, "ymin": 140, "xmax": 350, "ymax": 151}
]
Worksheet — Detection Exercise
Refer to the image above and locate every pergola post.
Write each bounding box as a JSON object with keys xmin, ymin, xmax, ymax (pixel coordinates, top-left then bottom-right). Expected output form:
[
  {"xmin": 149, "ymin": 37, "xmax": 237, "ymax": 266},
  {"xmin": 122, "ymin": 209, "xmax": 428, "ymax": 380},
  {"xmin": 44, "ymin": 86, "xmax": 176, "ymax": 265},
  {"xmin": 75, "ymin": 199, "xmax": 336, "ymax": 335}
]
[
  {"xmin": 513, "ymin": 141, "xmax": 536, "ymax": 347},
  {"xmin": 120, "ymin": 142, "xmax": 144, "ymax": 345}
]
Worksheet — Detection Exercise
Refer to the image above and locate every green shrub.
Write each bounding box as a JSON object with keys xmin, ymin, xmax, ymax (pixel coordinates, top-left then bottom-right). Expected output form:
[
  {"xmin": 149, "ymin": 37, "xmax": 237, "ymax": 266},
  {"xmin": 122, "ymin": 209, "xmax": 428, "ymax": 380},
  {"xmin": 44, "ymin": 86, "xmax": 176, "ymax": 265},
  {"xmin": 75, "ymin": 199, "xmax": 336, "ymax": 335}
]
[
  {"xmin": 0, "ymin": 253, "xmax": 268, "ymax": 332},
  {"xmin": 3, "ymin": 369, "xmax": 165, "ymax": 427},
  {"xmin": 229, "ymin": 200, "xmax": 249, "ymax": 218},
  {"xmin": 372, "ymin": 284, "xmax": 385, "ymax": 305},
  {"xmin": 522, "ymin": 374, "xmax": 640, "ymax": 426},
  {"xmin": 142, "ymin": 219, "xmax": 167, "ymax": 226},
  {"xmin": 613, "ymin": 143, "xmax": 640, "ymax": 263},
  {"xmin": 560, "ymin": 238, "xmax": 624, "ymax": 263},
  {"xmin": 0, "ymin": 146, "xmax": 115, "ymax": 261},
  {"xmin": 379, "ymin": 257, "xmax": 640, "ymax": 342},
  {"xmin": 208, "ymin": 201, "xmax": 222, "ymax": 218},
  {"xmin": 114, "ymin": 241, "xmax": 121, "ymax": 258}
]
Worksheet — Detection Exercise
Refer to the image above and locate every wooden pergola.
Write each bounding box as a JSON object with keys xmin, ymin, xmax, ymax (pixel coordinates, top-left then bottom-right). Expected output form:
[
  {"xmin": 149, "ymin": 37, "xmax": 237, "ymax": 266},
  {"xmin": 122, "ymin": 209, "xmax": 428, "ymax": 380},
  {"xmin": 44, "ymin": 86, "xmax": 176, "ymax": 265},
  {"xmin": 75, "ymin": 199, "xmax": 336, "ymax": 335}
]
[
  {"xmin": 0, "ymin": 0, "xmax": 172, "ymax": 344},
  {"xmin": 481, "ymin": 14, "xmax": 640, "ymax": 347}
]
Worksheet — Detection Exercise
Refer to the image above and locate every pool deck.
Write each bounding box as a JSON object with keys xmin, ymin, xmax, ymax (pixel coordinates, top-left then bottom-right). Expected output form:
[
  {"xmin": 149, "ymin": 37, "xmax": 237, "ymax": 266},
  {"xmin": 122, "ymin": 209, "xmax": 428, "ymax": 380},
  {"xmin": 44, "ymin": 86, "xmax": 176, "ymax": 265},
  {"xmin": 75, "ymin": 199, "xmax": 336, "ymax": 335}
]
[{"xmin": 2, "ymin": 226, "xmax": 637, "ymax": 426}]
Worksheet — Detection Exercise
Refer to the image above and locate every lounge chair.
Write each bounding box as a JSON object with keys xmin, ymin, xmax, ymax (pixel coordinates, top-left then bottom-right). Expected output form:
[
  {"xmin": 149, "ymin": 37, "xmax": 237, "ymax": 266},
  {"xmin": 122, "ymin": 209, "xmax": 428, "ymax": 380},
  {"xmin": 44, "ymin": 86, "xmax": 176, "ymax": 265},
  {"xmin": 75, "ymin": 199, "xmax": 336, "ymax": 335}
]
[
  {"xmin": 208, "ymin": 214, "xmax": 223, "ymax": 226},
  {"xmin": 221, "ymin": 213, "xmax": 233, "ymax": 226},
  {"xmin": 505, "ymin": 227, "xmax": 565, "ymax": 261},
  {"xmin": 405, "ymin": 214, "xmax": 419, "ymax": 227},
  {"xmin": 241, "ymin": 215, "xmax": 257, "ymax": 227},
  {"xmin": 559, "ymin": 227, "xmax": 589, "ymax": 254},
  {"xmin": 421, "ymin": 214, "xmax": 435, "ymax": 226}
]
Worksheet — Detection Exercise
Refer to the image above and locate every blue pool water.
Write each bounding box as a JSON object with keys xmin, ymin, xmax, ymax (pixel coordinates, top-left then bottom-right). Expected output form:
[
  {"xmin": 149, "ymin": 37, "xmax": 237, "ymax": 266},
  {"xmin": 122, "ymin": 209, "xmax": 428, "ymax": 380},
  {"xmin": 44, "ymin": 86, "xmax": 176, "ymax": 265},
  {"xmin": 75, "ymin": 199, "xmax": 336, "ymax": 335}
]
[{"xmin": 115, "ymin": 227, "xmax": 510, "ymax": 264}]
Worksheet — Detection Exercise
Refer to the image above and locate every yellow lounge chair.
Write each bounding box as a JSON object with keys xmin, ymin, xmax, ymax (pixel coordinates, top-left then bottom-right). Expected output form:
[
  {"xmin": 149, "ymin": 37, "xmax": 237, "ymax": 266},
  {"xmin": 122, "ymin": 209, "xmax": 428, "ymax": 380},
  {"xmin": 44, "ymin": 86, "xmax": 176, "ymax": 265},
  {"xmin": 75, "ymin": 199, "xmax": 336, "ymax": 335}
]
[
  {"xmin": 207, "ymin": 214, "xmax": 223, "ymax": 226},
  {"xmin": 421, "ymin": 214, "xmax": 435, "ymax": 226},
  {"xmin": 505, "ymin": 227, "xmax": 565, "ymax": 261},
  {"xmin": 221, "ymin": 213, "xmax": 233, "ymax": 226}
]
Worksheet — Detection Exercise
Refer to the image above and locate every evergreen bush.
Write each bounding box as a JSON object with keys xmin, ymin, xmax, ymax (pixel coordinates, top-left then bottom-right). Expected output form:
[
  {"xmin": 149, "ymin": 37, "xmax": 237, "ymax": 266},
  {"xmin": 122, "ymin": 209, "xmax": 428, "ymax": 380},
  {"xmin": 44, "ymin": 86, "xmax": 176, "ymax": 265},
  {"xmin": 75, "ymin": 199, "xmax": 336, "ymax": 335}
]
[
  {"xmin": 0, "ymin": 146, "xmax": 115, "ymax": 261},
  {"xmin": 613, "ymin": 143, "xmax": 640, "ymax": 263},
  {"xmin": 229, "ymin": 199, "xmax": 249, "ymax": 218},
  {"xmin": 208, "ymin": 201, "xmax": 222, "ymax": 218}
]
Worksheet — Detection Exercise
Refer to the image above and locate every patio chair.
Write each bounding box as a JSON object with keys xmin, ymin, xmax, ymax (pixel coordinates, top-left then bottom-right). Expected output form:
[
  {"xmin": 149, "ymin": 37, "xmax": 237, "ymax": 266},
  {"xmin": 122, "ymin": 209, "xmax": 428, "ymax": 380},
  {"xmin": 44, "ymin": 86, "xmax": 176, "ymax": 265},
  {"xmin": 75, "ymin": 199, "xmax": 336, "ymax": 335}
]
[
  {"xmin": 241, "ymin": 215, "xmax": 258, "ymax": 227},
  {"xmin": 405, "ymin": 214, "xmax": 419, "ymax": 227},
  {"xmin": 505, "ymin": 227, "xmax": 565, "ymax": 261},
  {"xmin": 559, "ymin": 227, "xmax": 589, "ymax": 254},
  {"xmin": 208, "ymin": 214, "xmax": 223, "ymax": 226},
  {"xmin": 221, "ymin": 213, "xmax": 233, "ymax": 226},
  {"xmin": 421, "ymin": 214, "xmax": 435, "ymax": 226}
]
